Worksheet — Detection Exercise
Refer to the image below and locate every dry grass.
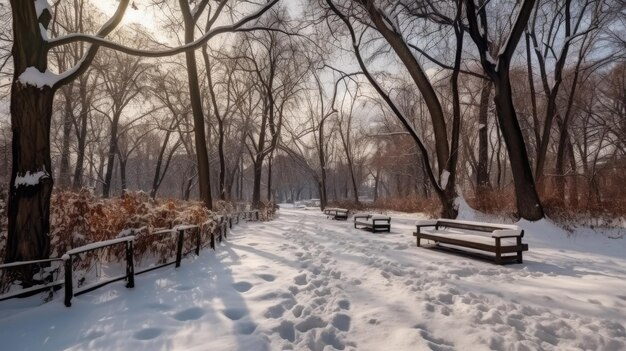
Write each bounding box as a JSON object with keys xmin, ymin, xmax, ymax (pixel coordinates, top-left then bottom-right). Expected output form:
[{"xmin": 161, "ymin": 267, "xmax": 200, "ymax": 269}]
[{"xmin": 328, "ymin": 197, "xmax": 441, "ymax": 218}]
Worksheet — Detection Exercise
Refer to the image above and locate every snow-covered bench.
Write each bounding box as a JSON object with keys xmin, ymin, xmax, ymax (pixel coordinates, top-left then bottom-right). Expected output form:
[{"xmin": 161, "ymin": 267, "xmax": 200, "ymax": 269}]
[
  {"xmin": 413, "ymin": 219, "xmax": 528, "ymax": 264},
  {"xmin": 354, "ymin": 213, "xmax": 391, "ymax": 233},
  {"xmin": 323, "ymin": 207, "xmax": 349, "ymax": 220}
]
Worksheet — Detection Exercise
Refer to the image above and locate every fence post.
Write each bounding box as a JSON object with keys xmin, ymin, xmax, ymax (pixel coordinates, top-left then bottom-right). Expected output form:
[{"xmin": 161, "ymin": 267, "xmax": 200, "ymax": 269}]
[
  {"xmin": 210, "ymin": 228, "xmax": 215, "ymax": 250},
  {"xmin": 63, "ymin": 255, "xmax": 73, "ymax": 307},
  {"xmin": 229, "ymin": 216, "xmax": 232, "ymax": 229},
  {"xmin": 195, "ymin": 227, "xmax": 201, "ymax": 256},
  {"xmin": 218, "ymin": 218, "xmax": 224, "ymax": 243},
  {"xmin": 176, "ymin": 229, "xmax": 184, "ymax": 268},
  {"xmin": 126, "ymin": 240, "xmax": 135, "ymax": 288}
]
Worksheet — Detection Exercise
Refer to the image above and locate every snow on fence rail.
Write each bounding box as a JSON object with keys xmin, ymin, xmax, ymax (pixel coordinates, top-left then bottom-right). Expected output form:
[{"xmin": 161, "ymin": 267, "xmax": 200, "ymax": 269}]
[{"xmin": 0, "ymin": 213, "xmax": 239, "ymax": 306}]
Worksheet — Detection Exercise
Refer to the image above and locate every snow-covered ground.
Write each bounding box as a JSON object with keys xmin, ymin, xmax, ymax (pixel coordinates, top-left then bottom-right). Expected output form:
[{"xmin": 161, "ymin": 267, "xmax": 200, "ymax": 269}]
[{"xmin": 1, "ymin": 207, "xmax": 625, "ymax": 351}]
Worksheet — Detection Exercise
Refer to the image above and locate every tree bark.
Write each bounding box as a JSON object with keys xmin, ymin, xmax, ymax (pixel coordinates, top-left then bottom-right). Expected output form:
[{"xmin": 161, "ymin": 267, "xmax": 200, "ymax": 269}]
[
  {"xmin": 58, "ymin": 84, "xmax": 74, "ymax": 188},
  {"xmin": 6, "ymin": 0, "xmax": 54, "ymax": 265},
  {"xmin": 102, "ymin": 113, "xmax": 120, "ymax": 198},
  {"xmin": 180, "ymin": 0, "xmax": 213, "ymax": 209},
  {"xmin": 493, "ymin": 74, "xmax": 543, "ymax": 219},
  {"xmin": 465, "ymin": 0, "xmax": 544, "ymax": 220},
  {"xmin": 72, "ymin": 77, "xmax": 89, "ymax": 190},
  {"xmin": 477, "ymin": 80, "xmax": 492, "ymax": 192}
]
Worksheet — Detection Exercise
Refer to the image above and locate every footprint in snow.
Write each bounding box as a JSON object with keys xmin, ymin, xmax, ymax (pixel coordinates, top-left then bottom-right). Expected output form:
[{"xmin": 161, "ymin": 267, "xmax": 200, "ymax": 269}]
[
  {"xmin": 133, "ymin": 327, "xmax": 163, "ymax": 340},
  {"xmin": 296, "ymin": 315, "xmax": 327, "ymax": 332},
  {"xmin": 256, "ymin": 273, "xmax": 276, "ymax": 282},
  {"xmin": 293, "ymin": 273, "xmax": 308, "ymax": 286},
  {"xmin": 222, "ymin": 308, "xmax": 248, "ymax": 321},
  {"xmin": 412, "ymin": 324, "xmax": 455, "ymax": 351},
  {"xmin": 234, "ymin": 321, "xmax": 257, "ymax": 335},
  {"xmin": 264, "ymin": 303, "xmax": 286, "ymax": 319},
  {"xmin": 337, "ymin": 299, "xmax": 350, "ymax": 310},
  {"xmin": 273, "ymin": 320, "xmax": 296, "ymax": 342},
  {"xmin": 172, "ymin": 307, "xmax": 205, "ymax": 321},
  {"xmin": 331, "ymin": 313, "xmax": 351, "ymax": 331},
  {"xmin": 232, "ymin": 282, "xmax": 253, "ymax": 293}
]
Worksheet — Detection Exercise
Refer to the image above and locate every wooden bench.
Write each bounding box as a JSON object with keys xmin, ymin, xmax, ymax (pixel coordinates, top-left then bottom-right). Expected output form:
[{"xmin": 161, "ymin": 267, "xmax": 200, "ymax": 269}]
[
  {"xmin": 323, "ymin": 207, "xmax": 349, "ymax": 220},
  {"xmin": 354, "ymin": 213, "xmax": 391, "ymax": 233},
  {"xmin": 413, "ymin": 219, "xmax": 528, "ymax": 264}
]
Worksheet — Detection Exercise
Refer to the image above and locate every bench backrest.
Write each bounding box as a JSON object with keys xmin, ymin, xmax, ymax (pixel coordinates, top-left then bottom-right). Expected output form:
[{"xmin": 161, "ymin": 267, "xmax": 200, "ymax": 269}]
[{"xmin": 436, "ymin": 219, "xmax": 520, "ymax": 234}]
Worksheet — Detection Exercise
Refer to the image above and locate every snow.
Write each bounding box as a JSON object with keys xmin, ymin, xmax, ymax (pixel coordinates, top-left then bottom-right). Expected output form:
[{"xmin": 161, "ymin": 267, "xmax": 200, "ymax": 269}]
[
  {"xmin": 13, "ymin": 168, "xmax": 50, "ymax": 188},
  {"xmin": 34, "ymin": 0, "xmax": 51, "ymax": 18},
  {"xmin": 1, "ymin": 208, "xmax": 625, "ymax": 350},
  {"xmin": 17, "ymin": 67, "xmax": 58, "ymax": 89},
  {"xmin": 439, "ymin": 170, "xmax": 450, "ymax": 189},
  {"xmin": 65, "ymin": 236, "xmax": 135, "ymax": 255},
  {"xmin": 370, "ymin": 214, "xmax": 390, "ymax": 220}
]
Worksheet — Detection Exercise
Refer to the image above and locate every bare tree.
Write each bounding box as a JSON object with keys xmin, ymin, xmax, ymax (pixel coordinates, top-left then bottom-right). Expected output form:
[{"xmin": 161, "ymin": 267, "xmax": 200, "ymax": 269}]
[{"xmin": 6, "ymin": 0, "xmax": 278, "ymax": 263}]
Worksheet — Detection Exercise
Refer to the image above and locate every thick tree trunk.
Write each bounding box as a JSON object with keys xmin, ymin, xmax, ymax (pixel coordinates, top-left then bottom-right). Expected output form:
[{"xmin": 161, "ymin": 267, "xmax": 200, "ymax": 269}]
[
  {"xmin": 7, "ymin": 85, "xmax": 54, "ymax": 264},
  {"xmin": 6, "ymin": 0, "xmax": 54, "ymax": 265},
  {"xmin": 252, "ymin": 159, "xmax": 263, "ymax": 207},
  {"xmin": 266, "ymin": 152, "xmax": 273, "ymax": 202},
  {"xmin": 493, "ymin": 75, "xmax": 544, "ymax": 220},
  {"xmin": 180, "ymin": 0, "xmax": 212, "ymax": 209}
]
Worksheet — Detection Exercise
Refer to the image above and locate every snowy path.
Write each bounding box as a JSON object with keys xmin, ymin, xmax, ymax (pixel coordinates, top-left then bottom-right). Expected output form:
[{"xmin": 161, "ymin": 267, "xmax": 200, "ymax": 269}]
[{"xmin": 1, "ymin": 208, "xmax": 626, "ymax": 350}]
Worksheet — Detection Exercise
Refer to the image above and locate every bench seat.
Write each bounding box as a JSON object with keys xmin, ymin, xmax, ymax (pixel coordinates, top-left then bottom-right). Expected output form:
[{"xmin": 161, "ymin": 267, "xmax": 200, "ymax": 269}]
[
  {"xmin": 324, "ymin": 208, "xmax": 349, "ymax": 220},
  {"xmin": 414, "ymin": 219, "xmax": 528, "ymax": 264},
  {"xmin": 354, "ymin": 214, "xmax": 391, "ymax": 233}
]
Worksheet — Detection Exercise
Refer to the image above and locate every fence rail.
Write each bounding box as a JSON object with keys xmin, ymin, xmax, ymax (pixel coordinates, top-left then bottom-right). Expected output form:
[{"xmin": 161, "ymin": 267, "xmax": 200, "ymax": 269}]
[{"xmin": 0, "ymin": 213, "xmax": 238, "ymax": 306}]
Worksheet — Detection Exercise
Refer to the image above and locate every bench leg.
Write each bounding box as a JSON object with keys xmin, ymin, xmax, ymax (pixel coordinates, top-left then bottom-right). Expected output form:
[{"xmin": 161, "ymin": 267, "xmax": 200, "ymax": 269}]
[
  {"xmin": 516, "ymin": 237, "xmax": 523, "ymax": 263},
  {"xmin": 495, "ymin": 237, "xmax": 502, "ymax": 264},
  {"xmin": 416, "ymin": 237, "xmax": 421, "ymax": 247}
]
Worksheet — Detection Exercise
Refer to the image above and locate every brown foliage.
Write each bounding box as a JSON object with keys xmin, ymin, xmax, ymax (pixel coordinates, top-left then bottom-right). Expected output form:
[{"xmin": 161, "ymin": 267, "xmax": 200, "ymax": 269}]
[{"xmin": 329, "ymin": 197, "xmax": 441, "ymax": 218}]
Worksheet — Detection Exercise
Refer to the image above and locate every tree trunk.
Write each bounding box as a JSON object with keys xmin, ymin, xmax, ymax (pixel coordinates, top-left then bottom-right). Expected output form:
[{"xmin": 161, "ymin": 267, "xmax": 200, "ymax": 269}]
[
  {"xmin": 373, "ymin": 167, "xmax": 380, "ymax": 202},
  {"xmin": 180, "ymin": 0, "xmax": 212, "ymax": 209},
  {"xmin": 150, "ymin": 130, "xmax": 173, "ymax": 199},
  {"xmin": 58, "ymin": 85, "xmax": 73, "ymax": 188},
  {"xmin": 6, "ymin": 0, "xmax": 54, "ymax": 265},
  {"xmin": 119, "ymin": 158, "xmax": 127, "ymax": 194},
  {"xmin": 7, "ymin": 85, "xmax": 54, "ymax": 264},
  {"xmin": 477, "ymin": 80, "xmax": 492, "ymax": 192},
  {"xmin": 72, "ymin": 78, "xmax": 89, "ymax": 190},
  {"xmin": 102, "ymin": 114, "xmax": 120, "ymax": 198},
  {"xmin": 318, "ymin": 119, "xmax": 328, "ymax": 210},
  {"xmin": 266, "ymin": 152, "xmax": 273, "ymax": 202},
  {"xmin": 493, "ymin": 74, "xmax": 544, "ymax": 220},
  {"xmin": 252, "ymin": 159, "xmax": 263, "ymax": 207}
]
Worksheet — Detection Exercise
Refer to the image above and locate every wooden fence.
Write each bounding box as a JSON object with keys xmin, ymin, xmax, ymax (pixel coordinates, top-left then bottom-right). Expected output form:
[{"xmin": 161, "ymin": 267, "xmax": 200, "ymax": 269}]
[{"xmin": 0, "ymin": 213, "xmax": 238, "ymax": 307}]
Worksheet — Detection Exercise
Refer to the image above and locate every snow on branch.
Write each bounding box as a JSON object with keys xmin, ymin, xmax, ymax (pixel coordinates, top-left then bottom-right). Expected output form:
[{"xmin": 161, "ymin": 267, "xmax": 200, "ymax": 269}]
[{"xmin": 18, "ymin": 61, "xmax": 83, "ymax": 89}]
